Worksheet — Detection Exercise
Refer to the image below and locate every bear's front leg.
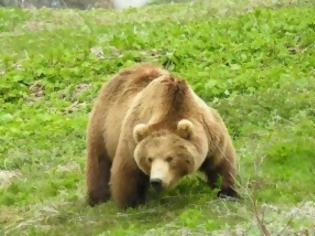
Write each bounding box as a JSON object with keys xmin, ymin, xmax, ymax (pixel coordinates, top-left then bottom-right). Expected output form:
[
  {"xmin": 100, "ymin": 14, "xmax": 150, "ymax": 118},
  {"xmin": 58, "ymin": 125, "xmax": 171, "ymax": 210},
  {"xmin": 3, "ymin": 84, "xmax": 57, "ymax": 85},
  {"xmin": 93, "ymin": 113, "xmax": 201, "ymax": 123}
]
[{"xmin": 110, "ymin": 147, "xmax": 149, "ymax": 209}]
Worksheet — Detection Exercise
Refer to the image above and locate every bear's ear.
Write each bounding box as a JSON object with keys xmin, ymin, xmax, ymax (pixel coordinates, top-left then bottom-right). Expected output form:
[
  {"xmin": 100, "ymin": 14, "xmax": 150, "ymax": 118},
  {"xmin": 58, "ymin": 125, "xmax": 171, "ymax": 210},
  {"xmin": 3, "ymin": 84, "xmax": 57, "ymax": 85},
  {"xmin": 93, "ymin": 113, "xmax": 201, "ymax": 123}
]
[
  {"xmin": 177, "ymin": 119, "xmax": 193, "ymax": 139},
  {"xmin": 133, "ymin": 124, "xmax": 149, "ymax": 143}
]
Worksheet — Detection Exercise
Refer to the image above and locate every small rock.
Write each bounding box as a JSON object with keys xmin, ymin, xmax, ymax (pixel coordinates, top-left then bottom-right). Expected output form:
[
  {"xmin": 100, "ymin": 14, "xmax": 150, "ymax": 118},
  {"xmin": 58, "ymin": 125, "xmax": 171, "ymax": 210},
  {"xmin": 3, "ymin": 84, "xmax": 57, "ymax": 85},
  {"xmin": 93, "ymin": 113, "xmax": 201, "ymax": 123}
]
[{"xmin": 90, "ymin": 47, "xmax": 104, "ymax": 59}]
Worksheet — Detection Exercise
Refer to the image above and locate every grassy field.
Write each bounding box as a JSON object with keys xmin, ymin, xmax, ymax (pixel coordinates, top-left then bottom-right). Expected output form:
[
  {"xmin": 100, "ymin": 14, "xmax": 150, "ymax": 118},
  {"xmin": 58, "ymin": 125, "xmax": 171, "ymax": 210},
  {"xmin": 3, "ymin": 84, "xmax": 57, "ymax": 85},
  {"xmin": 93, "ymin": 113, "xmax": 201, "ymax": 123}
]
[{"xmin": 1, "ymin": 0, "xmax": 315, "ymax": 235}]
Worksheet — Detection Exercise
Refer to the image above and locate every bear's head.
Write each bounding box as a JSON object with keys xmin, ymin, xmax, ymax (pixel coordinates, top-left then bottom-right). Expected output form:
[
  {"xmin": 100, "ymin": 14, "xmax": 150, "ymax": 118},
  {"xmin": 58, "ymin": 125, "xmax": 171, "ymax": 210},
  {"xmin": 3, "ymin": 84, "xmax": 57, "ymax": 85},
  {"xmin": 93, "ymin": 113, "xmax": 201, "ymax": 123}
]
[{"xmin": 133, "ymin": 119, "xmax": 199, "ymax": 191}]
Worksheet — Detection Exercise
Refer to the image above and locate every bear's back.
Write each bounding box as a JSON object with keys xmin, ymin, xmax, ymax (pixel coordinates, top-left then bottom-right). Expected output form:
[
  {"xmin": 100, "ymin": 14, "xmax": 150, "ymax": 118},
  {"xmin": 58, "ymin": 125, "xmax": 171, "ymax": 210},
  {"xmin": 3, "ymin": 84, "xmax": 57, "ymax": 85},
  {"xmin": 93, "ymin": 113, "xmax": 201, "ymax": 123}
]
[
  {"xmin": 100, "ymin": 64, "xmax": 168, "ymax": 159},
  {"xmin": 103, "ymin": 64, "xmax": 167, "ymax": 104}
]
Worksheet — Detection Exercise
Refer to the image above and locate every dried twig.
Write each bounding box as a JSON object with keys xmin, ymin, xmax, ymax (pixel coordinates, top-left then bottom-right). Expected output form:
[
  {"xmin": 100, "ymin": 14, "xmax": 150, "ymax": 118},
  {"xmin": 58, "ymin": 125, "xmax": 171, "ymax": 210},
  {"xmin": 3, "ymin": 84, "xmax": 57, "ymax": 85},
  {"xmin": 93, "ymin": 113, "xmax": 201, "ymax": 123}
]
[{"xmin": 251, "ymin": 197, "xmax": 271, "ymax": 236}]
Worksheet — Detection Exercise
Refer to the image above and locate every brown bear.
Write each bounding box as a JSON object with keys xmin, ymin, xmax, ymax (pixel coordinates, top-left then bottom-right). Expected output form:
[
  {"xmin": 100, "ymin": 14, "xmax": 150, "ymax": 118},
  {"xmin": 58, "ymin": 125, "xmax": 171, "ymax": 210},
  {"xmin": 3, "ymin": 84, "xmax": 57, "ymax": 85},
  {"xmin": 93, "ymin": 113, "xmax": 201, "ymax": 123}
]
[{"xmin": 86, "ymin": 64, "xmax": 238, "ymax": 209}]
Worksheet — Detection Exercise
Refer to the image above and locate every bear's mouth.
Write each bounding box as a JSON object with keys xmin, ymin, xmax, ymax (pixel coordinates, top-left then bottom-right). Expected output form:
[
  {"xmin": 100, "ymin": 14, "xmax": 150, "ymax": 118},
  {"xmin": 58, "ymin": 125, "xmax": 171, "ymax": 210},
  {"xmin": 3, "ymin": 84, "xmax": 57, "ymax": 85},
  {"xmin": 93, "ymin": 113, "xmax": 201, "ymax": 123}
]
[{"xmin": 150, "ymin": 178, "xmax": 163, "ymax": 192}]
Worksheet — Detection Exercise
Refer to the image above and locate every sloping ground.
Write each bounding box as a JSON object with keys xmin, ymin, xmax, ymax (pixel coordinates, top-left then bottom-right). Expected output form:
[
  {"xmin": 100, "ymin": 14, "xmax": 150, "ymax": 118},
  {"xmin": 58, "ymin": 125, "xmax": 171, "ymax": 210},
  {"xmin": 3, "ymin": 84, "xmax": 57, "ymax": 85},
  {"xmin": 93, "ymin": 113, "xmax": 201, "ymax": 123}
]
[{"xmin": 0, "ymin": 0, "xmax": 315, "ymax": 235}]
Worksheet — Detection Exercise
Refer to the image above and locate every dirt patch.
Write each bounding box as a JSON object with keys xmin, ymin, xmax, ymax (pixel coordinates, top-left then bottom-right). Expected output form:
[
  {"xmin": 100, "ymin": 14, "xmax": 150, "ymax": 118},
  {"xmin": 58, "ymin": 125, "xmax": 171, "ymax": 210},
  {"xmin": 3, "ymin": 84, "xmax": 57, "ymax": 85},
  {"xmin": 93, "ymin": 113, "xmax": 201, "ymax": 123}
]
[
  {"xmin": 0, "ymin": 170, "xmax": 21, "ymax": 188},
  {"xmin": 29, "ymin": 82, "xmax": 45, "ymax": 98}
]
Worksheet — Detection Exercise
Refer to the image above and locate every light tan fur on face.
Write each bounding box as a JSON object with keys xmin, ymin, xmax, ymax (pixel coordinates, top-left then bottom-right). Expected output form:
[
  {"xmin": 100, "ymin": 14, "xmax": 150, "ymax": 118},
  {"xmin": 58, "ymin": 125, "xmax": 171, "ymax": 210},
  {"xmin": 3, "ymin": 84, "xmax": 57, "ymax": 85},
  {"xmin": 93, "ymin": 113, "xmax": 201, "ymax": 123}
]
[
  {"xmin": 134, "ymin": 129, "xmax": 197, "ymax": 189},
  {"xmin": 150, "ymin": 159, "xmax": 172, "ymax": 188}
]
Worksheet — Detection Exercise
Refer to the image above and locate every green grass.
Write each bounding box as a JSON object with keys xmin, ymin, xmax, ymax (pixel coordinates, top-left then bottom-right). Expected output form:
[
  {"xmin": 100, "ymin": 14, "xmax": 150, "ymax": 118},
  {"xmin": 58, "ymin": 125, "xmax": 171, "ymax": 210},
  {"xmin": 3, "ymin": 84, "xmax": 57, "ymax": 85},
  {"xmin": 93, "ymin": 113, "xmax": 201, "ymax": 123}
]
[{"xmin": 1, "ymin": 0, "xmax": 315, "ymax": 235}]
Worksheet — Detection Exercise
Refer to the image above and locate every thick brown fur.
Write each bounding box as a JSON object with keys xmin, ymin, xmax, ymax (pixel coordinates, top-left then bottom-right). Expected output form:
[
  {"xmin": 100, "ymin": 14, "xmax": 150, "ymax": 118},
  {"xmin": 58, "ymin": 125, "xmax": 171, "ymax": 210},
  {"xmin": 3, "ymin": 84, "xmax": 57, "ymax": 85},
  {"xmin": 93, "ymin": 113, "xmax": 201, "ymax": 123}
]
[{"xmin": 86, "ymin": 64, "xmax": 238, "ymax": 209}]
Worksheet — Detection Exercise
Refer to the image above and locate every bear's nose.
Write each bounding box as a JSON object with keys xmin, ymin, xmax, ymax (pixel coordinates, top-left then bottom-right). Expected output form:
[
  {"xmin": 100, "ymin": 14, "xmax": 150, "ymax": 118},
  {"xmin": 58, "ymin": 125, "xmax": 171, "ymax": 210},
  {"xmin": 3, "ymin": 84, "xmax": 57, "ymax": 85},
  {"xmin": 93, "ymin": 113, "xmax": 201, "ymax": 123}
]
[{"xmin": 150, "ymin": 178, "xmax": 162, "ymax": 191}]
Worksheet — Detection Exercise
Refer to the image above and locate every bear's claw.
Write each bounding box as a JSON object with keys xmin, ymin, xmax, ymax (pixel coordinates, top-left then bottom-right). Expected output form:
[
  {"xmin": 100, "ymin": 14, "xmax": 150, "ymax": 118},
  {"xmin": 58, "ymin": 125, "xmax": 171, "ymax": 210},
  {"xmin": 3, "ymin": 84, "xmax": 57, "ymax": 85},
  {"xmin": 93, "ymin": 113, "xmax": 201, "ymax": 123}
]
[{"xmin": 217, "ymin": 188, "xmax": 240, "ymax": 199}]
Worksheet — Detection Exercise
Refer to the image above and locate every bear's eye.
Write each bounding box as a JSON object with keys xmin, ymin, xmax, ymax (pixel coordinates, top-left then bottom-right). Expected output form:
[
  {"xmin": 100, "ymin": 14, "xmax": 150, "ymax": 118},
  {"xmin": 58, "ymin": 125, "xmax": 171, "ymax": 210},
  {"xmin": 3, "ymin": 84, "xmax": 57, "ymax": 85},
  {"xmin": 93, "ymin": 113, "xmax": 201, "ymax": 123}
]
[
  {"xmin": 186, "ymin": 160, "xmax": 191, "ymax": 164},
  {"xmin": 147, "ymin": 157, "xmax": 153, "ymax": 163},
  {"xmin": 165, "ymin": 156, "xmax": 173, "ymax": 163}
]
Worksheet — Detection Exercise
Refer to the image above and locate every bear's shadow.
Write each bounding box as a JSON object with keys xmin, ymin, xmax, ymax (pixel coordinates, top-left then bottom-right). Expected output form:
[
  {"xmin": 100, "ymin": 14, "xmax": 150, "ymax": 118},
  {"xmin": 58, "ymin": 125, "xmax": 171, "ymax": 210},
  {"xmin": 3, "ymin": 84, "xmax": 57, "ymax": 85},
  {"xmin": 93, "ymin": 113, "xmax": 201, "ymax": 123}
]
[
  {"xmin": 148, "ymin": 175, "xmax": 216, "ymax": 206},
  {"xmin": 118, "ymin": 175, "xmax": 219, "ymax": 224},
  {"xmin": 83, "ymin": 175, "xmax": 227, "ymax": 228}
]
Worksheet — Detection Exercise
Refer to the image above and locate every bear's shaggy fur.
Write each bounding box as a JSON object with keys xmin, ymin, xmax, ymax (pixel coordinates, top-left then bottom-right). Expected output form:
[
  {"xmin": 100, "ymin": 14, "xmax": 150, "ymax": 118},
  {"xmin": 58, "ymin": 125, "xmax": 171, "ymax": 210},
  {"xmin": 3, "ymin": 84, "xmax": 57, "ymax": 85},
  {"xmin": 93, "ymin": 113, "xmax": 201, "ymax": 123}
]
[{"xmin": 86, "ymin": 64, "xmax": 238, "ymax": 209}]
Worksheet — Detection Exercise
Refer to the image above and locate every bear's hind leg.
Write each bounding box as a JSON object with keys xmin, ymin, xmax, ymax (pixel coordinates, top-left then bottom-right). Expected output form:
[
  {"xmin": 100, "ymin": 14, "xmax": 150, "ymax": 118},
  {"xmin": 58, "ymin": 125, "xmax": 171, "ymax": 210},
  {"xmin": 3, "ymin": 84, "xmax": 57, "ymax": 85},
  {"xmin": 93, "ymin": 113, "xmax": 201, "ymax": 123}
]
[{"xmin": 86, "ymin": 134, "xmax": 111, "ymax": 206}]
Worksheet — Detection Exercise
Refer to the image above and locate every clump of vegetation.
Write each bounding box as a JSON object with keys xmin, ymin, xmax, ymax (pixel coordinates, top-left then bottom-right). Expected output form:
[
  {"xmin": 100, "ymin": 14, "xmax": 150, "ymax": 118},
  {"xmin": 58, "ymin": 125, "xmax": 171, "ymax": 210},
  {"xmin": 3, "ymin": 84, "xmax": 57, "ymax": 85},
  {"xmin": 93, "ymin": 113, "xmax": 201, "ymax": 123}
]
[{"xmin": 0, "ymin": 0, "xmax": 315, "ymax": 235}]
